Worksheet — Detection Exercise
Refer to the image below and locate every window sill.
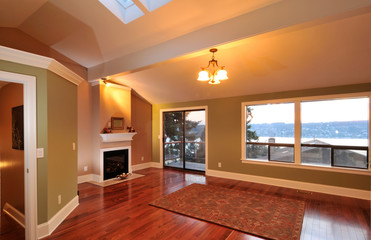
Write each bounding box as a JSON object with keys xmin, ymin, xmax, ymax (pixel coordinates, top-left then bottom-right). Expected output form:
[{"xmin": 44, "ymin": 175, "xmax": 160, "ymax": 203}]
[{"xmin": 241, "ymin": 159, "xmax": 371, "ymax": 176}]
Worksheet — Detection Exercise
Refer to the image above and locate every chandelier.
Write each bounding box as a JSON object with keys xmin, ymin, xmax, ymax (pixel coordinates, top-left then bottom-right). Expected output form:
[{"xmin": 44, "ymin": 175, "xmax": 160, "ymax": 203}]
[{"xmin": 197, "ymin": 48, "xmax": 228, "ymax": 85}]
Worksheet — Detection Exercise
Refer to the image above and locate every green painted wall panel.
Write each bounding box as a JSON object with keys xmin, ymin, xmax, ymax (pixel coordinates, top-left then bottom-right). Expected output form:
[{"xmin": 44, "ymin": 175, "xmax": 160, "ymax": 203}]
[
  {"xmin": 46, "ymin": 71, "xmax": 77, "ymax": 219},
  {"xmin": 153, "ymin": 83, "xmax": 371, "ymax": 191}
]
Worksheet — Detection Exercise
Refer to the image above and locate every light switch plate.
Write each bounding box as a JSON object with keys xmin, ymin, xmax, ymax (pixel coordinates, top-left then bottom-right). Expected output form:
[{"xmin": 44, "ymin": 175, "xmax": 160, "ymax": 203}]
[{"xmin": 37, "ymin": 148, "xmax": 44, "ymax": 158}]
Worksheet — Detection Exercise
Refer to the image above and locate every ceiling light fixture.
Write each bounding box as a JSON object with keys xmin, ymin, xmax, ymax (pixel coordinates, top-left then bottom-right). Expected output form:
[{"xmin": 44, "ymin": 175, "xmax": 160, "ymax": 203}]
[
  {"xmin": 197, "ymin": 48, "xmax": 228, "ymax": 85},
  {"xmin": 101, "ymin": 78, "xmax": 111, "ymax": 86}
]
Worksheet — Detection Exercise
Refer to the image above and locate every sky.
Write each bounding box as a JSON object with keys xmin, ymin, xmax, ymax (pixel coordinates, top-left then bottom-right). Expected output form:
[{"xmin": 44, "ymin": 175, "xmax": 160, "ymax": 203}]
[
  {"xmin": 186, "ymin": 110, "xmax": 205, "ymax": 124},
  {"xmin": 248, "ymin": 97, "xmax": 369, "ymax": 124}
]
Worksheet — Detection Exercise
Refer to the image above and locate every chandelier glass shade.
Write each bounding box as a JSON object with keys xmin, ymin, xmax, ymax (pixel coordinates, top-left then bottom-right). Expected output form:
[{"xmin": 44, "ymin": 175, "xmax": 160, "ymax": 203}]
[{"xmin": 197, "ymin": 48, "xmax": 228, "ymax": 84}]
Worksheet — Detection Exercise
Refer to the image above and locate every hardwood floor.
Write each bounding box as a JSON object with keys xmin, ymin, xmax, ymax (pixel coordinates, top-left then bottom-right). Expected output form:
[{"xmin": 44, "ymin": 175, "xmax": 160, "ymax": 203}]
[{"xmin": 43, "ymin": 168, "xmax": 370, "ymax": 240}]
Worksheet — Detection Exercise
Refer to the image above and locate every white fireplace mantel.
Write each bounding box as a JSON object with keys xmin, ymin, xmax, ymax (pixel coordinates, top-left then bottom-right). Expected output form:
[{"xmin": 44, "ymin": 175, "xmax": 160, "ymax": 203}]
[{"xmin": 100, "ymin": 132, "xmax": 137, "ymax": 143}]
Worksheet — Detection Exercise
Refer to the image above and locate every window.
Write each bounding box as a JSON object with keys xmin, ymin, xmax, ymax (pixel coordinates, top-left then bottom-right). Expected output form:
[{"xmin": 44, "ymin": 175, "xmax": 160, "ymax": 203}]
[
  {"xmin": 99, "ymin": 0, "xmax": 173, "ymax": 24},
  {"xmin": 301, "ymin": 98, "xmax": 369, "ymax": 169},
  {"xmin": 242, "ymin": 95, "xmax": 370, "ymax": 171},
  {"xmin": 245, "ymin": 103, "xmax": 295, "ymax": 162}
]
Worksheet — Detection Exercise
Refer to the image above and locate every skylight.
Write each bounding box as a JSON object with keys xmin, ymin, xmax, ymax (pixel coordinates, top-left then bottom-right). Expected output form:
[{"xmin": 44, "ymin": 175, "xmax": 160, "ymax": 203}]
[
  {"xmin": 99, "ymin": 0, "xmax": 173, "ymax": 24},
  {"xmin": 99, "ymin": 0, "xmax": 144, "ymax": 24},
  {"xmin": 117, "ymin": 0, "xmax": 135, "ymax": 9},
  {"xmin": 139, "ymin": 0, "xmax": 173, "ymax": 12}
]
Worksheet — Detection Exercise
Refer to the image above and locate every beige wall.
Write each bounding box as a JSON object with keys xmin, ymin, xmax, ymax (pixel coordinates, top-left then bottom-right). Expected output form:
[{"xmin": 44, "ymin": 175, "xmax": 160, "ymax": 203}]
[
  {"xmin": 77, "ymin": 81, "xmax": 93, "ymax": 176},
  {"xmin": 0, "ymin": 27, "xmax": 87, "ymax": 79},
  {"xmin": 90, "ymin": 83, "xmax": 132, "ymax": 175},
  {"xmin": 100, "ymin": 84, "xmax": 131, "ymax": 132},
  {"xmin": 153, "ymin": 83, "xmax": 371, "ymax": 191},
  {"xmin": 0, "ymin": 83, "xmax": 24, "ymax": 213},
  {"xmin": 91, "ymin": 84, "xmax": 101, "ymax": 175},
  {"xmin": 131, "ymin": 91, "xmax": 152, "ymax": 165}
]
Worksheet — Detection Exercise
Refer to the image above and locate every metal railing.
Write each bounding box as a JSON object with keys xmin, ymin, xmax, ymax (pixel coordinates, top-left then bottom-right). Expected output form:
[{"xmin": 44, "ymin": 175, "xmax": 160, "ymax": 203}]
[
  {"xmin": 246, "ymin": 142, "xmax": 369, "ymax": 169},
  {"xmin": 164, "ymin": 141, "xmax": 205, "ymax": 161}
]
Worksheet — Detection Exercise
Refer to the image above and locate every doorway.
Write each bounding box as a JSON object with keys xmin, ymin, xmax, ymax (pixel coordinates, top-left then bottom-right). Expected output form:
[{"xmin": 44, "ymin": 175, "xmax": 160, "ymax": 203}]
[
  {"xmin": 0, "ymin": 71, "xmax": 37, "ymax": 240},
  {"xmin": 163, "ymin": 109, "xmax": 206, "ymax": 172},
  {"xmin": 0, "ymin": 81, "xmax": 25, "ymax": 239}
]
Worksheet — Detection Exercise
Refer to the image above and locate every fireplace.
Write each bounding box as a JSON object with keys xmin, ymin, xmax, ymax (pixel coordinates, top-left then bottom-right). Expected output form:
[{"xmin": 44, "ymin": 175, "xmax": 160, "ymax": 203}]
[{"xmin": 100, "ymin": 146, "xmax": 132, "ymax": 182}]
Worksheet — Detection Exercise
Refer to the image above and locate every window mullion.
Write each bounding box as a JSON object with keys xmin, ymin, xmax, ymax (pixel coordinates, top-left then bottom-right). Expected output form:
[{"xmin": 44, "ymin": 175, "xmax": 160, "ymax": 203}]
[{"xmin": 294, "ymin": 100, "xmax": 301, "ymax": 165}]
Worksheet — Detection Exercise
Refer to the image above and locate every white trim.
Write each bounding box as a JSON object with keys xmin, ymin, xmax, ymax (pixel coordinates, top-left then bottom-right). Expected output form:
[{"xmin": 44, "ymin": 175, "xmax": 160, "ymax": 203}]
[
  {"xmin": 159, "ymin": 106, "xmax": 208, "ymax": 171},
  {"xmin": 0, "ymin": 46, "xmax": 84, "ymax": 85},
  {"xmin": 100, "ymin": 132, "xmax": 136, "ymax": 142},
  {"xmin": 131, "ymin": 162, "xmax": 153, "ymax": 171},
  {"xmin": 91, "ymin": 173, "xmax": 100, "ymax": 182},
  {"xmin": 37, "ymin": 195, "xmax": 79, "ymax": 239},
  {"xmin": 241, "ymin": 92, "xmax": 371, "ymax": 173},
  {"xmin": 77, "ymin": 174, "xmax": 100, "ymax": 184},
  {"xmin": 131, "ymin": 162, "xmax": 164, "ymax": 171},
  {"xmin": 99, "ymin": 146, "xmax": 132, "ymax": 182},
  {"xmin": 207, "ymin": 169, "xmax": 370, "ymax": 200},
  {"xmin": 150, "ymin": 162, "xmax": 163, "ymax": 168},
  {"xmin": 90, "ymin": 80, "xmax": 100, "ymax": 86},
  {"xmin": 0, "ymin": 71, "xmax": 38, "ymax": 240},
  {"xmin": 3, "ymin": 202, "xmax": 25, "ymax": 228}
]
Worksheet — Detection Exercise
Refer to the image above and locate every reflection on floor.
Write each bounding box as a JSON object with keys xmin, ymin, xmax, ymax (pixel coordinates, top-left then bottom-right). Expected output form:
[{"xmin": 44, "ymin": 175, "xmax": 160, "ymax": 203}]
[
  {"xmin": 165, "ymin": 161, "xmax": 205, "ymax": 171},
  {"xmin": 0, "ymin": 212, "xmax": 24, "ymax": 240},
  {"xmin": 42, "ymin": 168, "xmax": 370, "ymax": 240}
]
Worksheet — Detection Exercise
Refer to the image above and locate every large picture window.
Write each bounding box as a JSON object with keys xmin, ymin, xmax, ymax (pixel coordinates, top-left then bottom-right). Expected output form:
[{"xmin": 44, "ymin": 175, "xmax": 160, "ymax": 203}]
[
  {"xmin": 301, "ymin": 98, "xmax": 368, "ymax": 169},
  {"xmin": 245, "ymin": 103, "xmax": 295, "ymax": 162},
  {"xmin": 242, "ymin": 95, "xmax": 370, "ymax": 171}
]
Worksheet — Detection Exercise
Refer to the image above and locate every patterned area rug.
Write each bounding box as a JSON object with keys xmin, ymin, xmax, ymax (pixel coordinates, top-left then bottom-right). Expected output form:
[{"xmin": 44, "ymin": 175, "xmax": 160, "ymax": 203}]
[{"xmin": 150, "ymin": 183, "xmax": 305, "ymax": 240}]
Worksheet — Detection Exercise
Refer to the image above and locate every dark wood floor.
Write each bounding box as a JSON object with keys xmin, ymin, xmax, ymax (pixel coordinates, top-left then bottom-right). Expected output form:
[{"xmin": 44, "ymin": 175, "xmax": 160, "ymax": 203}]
[{"xmin": 41, "ymin": 168, "xmax": 370, "ymax": 240}]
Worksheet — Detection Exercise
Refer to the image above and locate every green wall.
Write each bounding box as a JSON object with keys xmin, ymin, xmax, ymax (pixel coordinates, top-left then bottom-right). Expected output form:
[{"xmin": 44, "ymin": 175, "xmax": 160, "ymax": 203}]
[
  {"xmin": 46, "ymin": 71, "xmax": 77, "ymax": 219},
  {"xmin": 153, "ymin": 83, "xmax": 371, "ymax": 191},
  {"xmin": 0, "ymin": 60, "xmax": 78, "ymax": 224}
]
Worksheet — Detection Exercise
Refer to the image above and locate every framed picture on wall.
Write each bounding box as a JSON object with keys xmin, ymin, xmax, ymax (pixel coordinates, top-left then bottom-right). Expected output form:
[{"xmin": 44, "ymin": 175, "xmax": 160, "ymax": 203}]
[
  {"xmin": 12, "ymin": 105, "xmax": 24, "ymax": 150},
  {"xmin": 111, "ymin": 117, "xmax": 124, "ymax": 130}
]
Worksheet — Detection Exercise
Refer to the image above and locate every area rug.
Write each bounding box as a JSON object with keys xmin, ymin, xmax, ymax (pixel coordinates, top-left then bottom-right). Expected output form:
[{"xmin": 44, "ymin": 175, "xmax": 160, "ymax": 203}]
[
  {"xmin": 150, "ymin": 183, "xmax": 304, "ymax": 240},
  {"xmin": 89, "ymin": 173, "xmax": 144, "ymax": 187}
]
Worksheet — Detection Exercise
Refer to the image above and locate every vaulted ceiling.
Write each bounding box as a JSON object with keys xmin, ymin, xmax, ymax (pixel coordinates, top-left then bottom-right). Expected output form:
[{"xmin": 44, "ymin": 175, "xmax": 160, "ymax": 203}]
[{"xmin": 1, "ymin": 0, "xmax": 370, "ymax": 103}]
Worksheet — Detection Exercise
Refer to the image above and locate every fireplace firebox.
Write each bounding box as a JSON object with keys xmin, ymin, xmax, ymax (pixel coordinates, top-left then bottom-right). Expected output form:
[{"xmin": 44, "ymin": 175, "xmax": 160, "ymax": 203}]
[{"xmin": 103, "ymin": 149, "xmax": 128, "ymax": 180}]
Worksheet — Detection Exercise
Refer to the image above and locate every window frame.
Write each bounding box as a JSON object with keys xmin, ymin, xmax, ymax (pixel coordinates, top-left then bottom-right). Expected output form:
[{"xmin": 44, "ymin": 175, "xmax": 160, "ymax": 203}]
[{"xmin": 241, "ymin": 92, "xmax": 371, "ymax": 174}]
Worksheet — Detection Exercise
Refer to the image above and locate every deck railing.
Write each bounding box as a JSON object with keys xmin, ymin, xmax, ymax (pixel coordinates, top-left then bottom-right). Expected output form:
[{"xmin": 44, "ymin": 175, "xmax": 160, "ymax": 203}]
[
  {"xmin": 246, "ymin": 142, "xmax": 368, "ymax": 169},
  {"xmin": 164, "ymin": 141, "xmax": 205, "ymax": 162}
]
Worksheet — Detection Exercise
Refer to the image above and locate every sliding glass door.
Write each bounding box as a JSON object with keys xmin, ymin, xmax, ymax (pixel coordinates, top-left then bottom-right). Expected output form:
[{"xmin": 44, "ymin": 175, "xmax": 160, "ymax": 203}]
[{"xmin": 163, "ymin": 110, "xmax": 205, "ymax": 171}]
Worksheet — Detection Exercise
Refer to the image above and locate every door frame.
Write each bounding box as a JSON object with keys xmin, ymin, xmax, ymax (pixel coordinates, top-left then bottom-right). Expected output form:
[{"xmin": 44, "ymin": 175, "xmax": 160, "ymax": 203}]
[
  {"xmin": 0, "ymin": 71, "xmax": 37, "ymax": 240},
  {"xmin": 160, "ymin": 106, "xmax": 208, "ymax": 173}
]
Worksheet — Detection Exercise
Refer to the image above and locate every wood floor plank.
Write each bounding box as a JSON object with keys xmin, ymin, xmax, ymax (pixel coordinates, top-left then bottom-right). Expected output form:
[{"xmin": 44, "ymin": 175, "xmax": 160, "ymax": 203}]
[{"xmin": 42, "ymin": 168, "xmax": 370, "ymax": 240}]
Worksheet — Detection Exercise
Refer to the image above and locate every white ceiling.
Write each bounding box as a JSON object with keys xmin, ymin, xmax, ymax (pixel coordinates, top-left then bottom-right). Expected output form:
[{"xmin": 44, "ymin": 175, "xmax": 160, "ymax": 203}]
[{"xmin": 1, "ymin": 0, "xmax": 370, "ymax": 103}]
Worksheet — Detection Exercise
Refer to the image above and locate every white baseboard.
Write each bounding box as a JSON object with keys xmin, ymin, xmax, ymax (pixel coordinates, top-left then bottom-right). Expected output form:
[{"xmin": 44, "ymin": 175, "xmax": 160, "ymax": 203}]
[
  {"xmin": 3, "ymin": 202, "xmax": 25, "ymax": 228},
  {"xmin": 206, "ymin": 169, "xmax": 371, "ymax": 200},
  {"xmin": 77, "ymin": 174, "xmax": 100, "ymax": 184},
  {"xmin": 132, "ymin": 162, "xmax": 152, "ymax": 171},
  {"xmin": 132, "ymin": 162, "xmax": 163, "ymax": 171},
  {"xmin": 37, "ymin": 195, "xmax": 79, "ymax": 239},
  {"xmin": 151, "ymin": 162, "xmax": 163, "ymax": 168}
]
